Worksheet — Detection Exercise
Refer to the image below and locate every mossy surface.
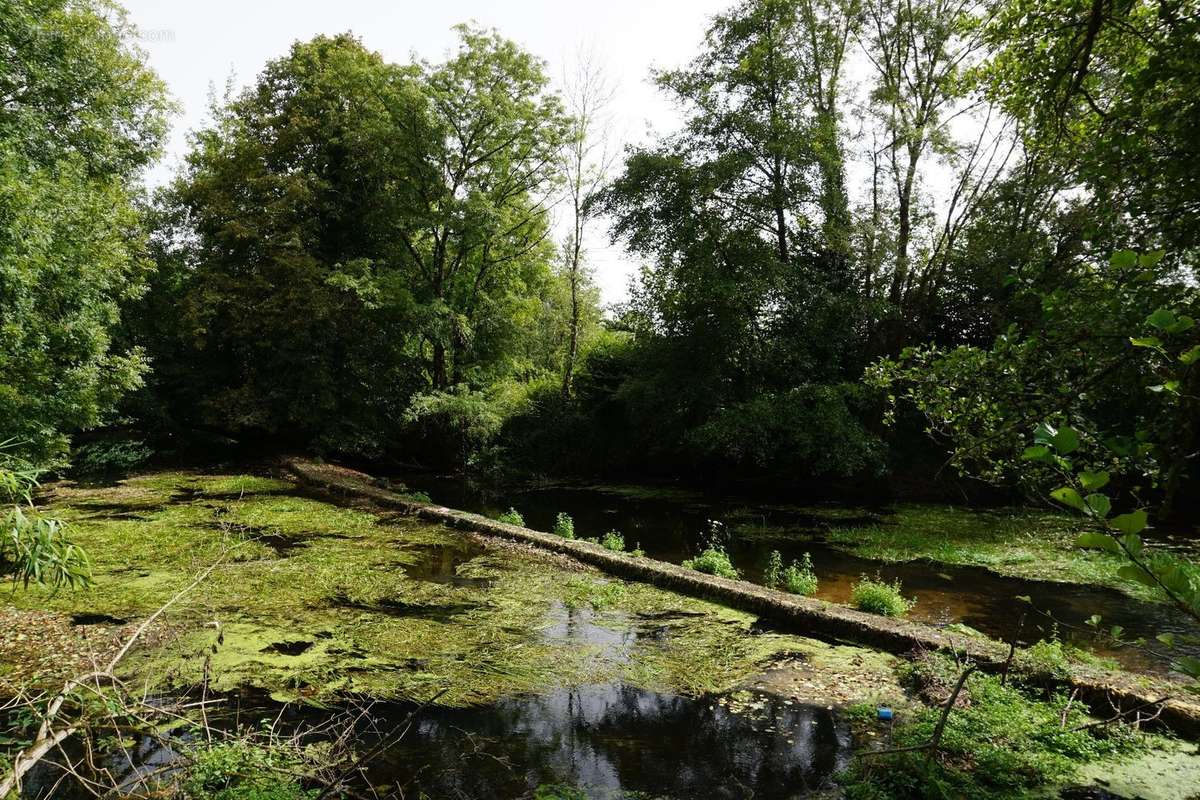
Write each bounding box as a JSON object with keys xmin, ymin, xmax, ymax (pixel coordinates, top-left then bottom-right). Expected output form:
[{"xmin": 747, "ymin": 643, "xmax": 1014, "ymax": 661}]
[
  {"xmin": 6, "ymin": 471, "xmax": 886, "ymax": 707},
  {"xmin": 823, "ymin": 503, "xmax": 1158, "ymax": 601}
]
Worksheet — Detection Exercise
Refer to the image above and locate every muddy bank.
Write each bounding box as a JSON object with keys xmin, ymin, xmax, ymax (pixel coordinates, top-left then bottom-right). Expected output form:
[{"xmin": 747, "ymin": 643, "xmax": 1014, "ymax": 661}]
[{"xmin": 286, "ymin": 458, "xmax": 1200, "ymax": 738}]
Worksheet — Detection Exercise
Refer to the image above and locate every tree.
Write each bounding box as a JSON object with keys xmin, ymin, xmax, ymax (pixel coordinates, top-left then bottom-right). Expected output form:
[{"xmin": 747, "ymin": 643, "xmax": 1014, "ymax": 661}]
[
  {"xmin": 154, "ymin": 34, "xmax": 422, "ymax": 448},
  {"xmin": 559, "ymin": 51, "xmax": 616, "ymax": 399},
  {"xmin": 0, "ymin": 0, "xmax": 170, "ymax": 465},
  {"xmin": 382, "ymin": 25, "xmax": 570, "ymax": 391}
]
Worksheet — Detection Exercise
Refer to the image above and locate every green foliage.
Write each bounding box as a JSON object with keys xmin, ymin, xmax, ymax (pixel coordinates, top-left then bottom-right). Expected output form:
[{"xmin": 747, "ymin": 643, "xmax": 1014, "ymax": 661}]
[
  {"xmin": 781, "ymin": 553, "xmax": 819, "ymax": 596},
  {"xmin": 143, "ymin": 28, "xmax": 573, "ymax": 461},
  {"xmin": 851, "ymin": 575, "xmax": 914, "ymax": 617},
  {"xmin": 843, "ymin": 659, "xmax": 1145, "ymax": 799},
  {"xmin": 600, "ymin": 530, "xmax": 625, "ymax": 552},
  {"xmin": 496, "ymin": 507, "xmax": 525, "ymax": 527},
  {"xmin": 683, "ymin": 545, "xmax": 739, "ymax": 580},
  {"xmin": 553, "ymin": 512, "xmax": 575, "ymax": 539},
  {"xmin": 0, "ymin": 0, "xmax": 169, "ymax": 464},
  {"xmin": 73, "ymin": 438, "xmax": 153, "ymax": 475},
  {"xmin": 181, "ymin": 741, "xmax": 316, "ymax": 800},
  {"xmin": 1, "ymin": 453, "xmax": 91, "ymax": 589},
  {"xmin": 763, "ymin": 550, "xmax": 784, "ymax": 590}
]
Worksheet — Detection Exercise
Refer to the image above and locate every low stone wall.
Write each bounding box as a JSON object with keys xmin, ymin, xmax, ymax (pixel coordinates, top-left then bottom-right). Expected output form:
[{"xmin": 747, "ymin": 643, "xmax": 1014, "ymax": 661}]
[{"xmin": 284, "ymin": 457, "xmax": 1200, "ymax": 737}]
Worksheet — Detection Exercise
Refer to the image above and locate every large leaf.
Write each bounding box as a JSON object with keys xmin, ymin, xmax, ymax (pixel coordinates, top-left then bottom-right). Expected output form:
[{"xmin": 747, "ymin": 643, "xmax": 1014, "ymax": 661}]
[
  {"xmin": 1075, "ymin": 532, "xmax": 1120, "ymax": 553},
  {"xmin": 1079, "ymin": 471, "xmax": 1110, "ymax": 491},
  {"xmin": 1130, "ymin": 336, "xmax": 1163, "ymax": 349},
  {"xmin": 1051, "ymin": 426, "xmax": 1080, "ymax": 454},
  {"xmin": 1117, "ymin": 564, "xmax": 1157, "ymax": 587},
  {"xmin": 1180, "ymin": 345, "xmax": 1200, "ymax": 365},
  {"xmin": 1110, "ymin": 510, "xmax": 1148, "ymax": 536},
  {"xmin": 1110, "ymin": 250, "xmax": 1139, "ymax": 269},
  {"xmin": 1022, "ymin": 445, "xmax": 1053, "ymax": 463},
  {"xmin": 1085, "ymin": 493, "xmax": 1111, "ymax": 518},
  {"xmin": 1051, "ymin": 486, "xmax": 1086, "ymax": 512},
  {"xmin": 1147, "ymin": 308, "xmax": 1178, "ymax": 330}
]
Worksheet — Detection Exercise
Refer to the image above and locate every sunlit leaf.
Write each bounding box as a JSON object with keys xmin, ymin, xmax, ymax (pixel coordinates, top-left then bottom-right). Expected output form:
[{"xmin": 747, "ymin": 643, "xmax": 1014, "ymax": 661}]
[
  {"xmin": 1085, "ymin": 493, "xmax": 1111, "ymax": 518},
  {"xmin": 1079, "ymin": 471, "xmax": 1110, "ymax": 491},
  {"xmin": 1110, "ymin": 250, "xmax": 1138, "ymax": 269},
  {"xmin": 1051, "ymin": 486, "xmax": 1086, "ymax": 512},
  {"xmin": 1111, "ymin": 510, "xmax": 1148, "ymax": 536},
  {"xmin": 1075, "ymin": 532, "xmax": 1120, "ymax": 553}
]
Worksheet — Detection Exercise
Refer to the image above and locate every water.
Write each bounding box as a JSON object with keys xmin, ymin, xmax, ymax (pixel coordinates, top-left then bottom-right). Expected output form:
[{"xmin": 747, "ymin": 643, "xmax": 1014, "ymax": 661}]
[{"xmin": 389, "ymin": 472, "xmax": 1200, "ymax": 674}]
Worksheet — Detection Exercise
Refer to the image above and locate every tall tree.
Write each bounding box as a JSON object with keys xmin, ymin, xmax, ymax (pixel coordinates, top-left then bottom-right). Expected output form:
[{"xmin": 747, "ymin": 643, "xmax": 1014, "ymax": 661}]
[
  {"xmin": 0, "ymin": 0, "xmax": 170, "ymax": 464},
  {"xmin": 559, "ymin": 51, "xmax": 615, "ymax": 399},
  {"xmin": 384, "ymin": 25, "xmax": 570, "ymax": 390}
]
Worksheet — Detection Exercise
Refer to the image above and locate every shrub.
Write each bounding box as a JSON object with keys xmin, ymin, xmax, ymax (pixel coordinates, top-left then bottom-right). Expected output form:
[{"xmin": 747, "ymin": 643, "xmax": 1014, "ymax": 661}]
[
  {"xmin": 600, "ymin": 530, "xmax": 625, "ymax": 551},
  {"xmin": 842, "ymin": 655, "xmax": 1145, "ymax": 799},
  {"xmin": 630, "ymin": 542, "xmax": 645, "ymax": 558},
  {"xmin": 782, "ymin": 553, "xmax": 818, "ymax": 596},
  {"xmin": 181, "ymin": 741, "xmax": 317, "ymax": 800},
  {"xmin": 763, "ymin": 550, "xmax": 784, "ymax": 589},
  {"xmin": 851, "ymin": 574, "xmax": 914, "ymax": 617},
  {"xmin": 73, "ymin": 438, "xmax": 154, "ymax": 475},
  {"xmin": 497, "ymin": 507, "xmax": 525, "ymax": 526},
  {"xmin": 683, "ymin": 545, "xmax": 739, "ymax": 579},
  {"xmin": 553, "ymin": 512, "xmax": 575, "ymax": 539}
]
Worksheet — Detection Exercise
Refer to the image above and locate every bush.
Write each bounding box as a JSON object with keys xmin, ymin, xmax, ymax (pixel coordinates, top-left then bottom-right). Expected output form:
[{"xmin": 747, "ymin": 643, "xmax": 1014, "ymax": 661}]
[
  {"xmin": 497, "ymin": 507, "xmax": 525, "ymax": 526},
  {"xmin": 851, "ymin": 574, "xmax": 914, "ymax": 617},
  {"xmin": 600, "ymin": 530, "xmax": 625, "ymax": 551},
  {"xmin": 842, "ymin": 656, "xmax": 1145, "ymax": 799},
  {"xmin": 181, "ymin": 741, "xmax": 317, "ymax": 800},
  {"xmin": 553, "ymin": 512, "xmax": 575, "ymax": 539},
  {"xmin": 782, "ymin": 553, "xmax": 819, "ymax": 596},
  {"xmin": 683, "ymin": 545, "xmax": 739, "ymax": 579},
  {"xmin": 73, "ymin": 438, "xmax": 153, "ymax": 475}
]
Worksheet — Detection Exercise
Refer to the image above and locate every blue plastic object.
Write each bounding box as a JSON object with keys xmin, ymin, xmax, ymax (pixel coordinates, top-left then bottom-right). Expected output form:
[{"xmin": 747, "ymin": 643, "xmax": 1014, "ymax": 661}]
[{"xmin": 877, "ymin": 707, "xmax": 894, "ymax": 721}]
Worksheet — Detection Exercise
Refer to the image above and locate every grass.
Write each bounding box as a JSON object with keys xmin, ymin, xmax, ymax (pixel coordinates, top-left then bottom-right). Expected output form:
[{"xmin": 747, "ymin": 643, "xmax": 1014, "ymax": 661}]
[
  {"xmin": 3, "ymin": 470, "xmax": 869, "ymax": 706},
  {"xmin": 851, "ymin": 575, "xmax": 915, "ymax": 617},
  {"xmin": 823, "ymin": 503, "xmax": 1163, "ymax": 602}
]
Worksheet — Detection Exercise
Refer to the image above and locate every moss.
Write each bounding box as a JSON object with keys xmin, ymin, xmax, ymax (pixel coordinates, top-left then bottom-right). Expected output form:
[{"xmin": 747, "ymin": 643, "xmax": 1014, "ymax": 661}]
[{"xmin": 7, "ymin": 470, "xmax": 877, "ymax": 708}]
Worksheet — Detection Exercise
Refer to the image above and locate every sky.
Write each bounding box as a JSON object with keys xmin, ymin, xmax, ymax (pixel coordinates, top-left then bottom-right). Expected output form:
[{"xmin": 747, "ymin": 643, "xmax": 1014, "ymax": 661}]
[{"xmin": 120, "ymin": 0, "xmax": 735, "ymax": 304}]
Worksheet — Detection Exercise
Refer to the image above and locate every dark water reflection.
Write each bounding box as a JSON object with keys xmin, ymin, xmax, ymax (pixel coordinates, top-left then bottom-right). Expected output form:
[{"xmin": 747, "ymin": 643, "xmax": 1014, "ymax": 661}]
[
  {"xmin": 19, "ymin": 684, "xmax": 849, "ymax": 800},
  {"xmin": 392, "ymin": 473, "xmax": 1200, "ymax": 674}
]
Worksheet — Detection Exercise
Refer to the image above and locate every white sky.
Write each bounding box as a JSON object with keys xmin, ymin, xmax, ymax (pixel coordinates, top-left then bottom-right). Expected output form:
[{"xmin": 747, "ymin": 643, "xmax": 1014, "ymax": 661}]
[{"xmin": 121, "ymin": 0, "xmax": 735, "ymax": 304}]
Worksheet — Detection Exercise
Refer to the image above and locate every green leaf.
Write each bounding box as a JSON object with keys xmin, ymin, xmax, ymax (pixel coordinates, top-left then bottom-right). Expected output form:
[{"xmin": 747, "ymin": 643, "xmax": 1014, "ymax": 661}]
[
  {"xmin": 1130, "ymin": 336, "xmax": 1163, "ymax": 349},
  {"xmin": 1117, "ymin": 564, "xmax": 1157, "ymax": 587},
  {"xmin": 1180, "ymin": 346, "xmax": 1200, "ymax": 365},
  {"xmin": 1022, "ymin": 445, "xmax": 1053, "ymax": 463},
  {"xmin": 1015, "ymin": 595, "xmax": 1032, "ymax": 604},
  {"xmin": 1079, "ymin": 470, "xmax": 1110, "ymax": 491},
  {"xmin": 1167, "ymin": 316, "xmax": 1195, "ymax": 334},
  {"xmin": 1110, "ymin": 625, "xmax": 1124, "ymax": 640},
  {"xmin": 1110, "ymin": 250, "xmax": 1138, "ymax": 269},
  {"xmin": 1033, "ymin": 422, "xmax": 1057, "ymax": 446},
  {"xmin": 1157, "ymin": 632, "xmax": 1176, "ymax": 648},
  {"xmin": 1051, "ymin": 426, "xmax": 1080, "ymax": 454},
  {"xmin": 1147, "ymin": 308, "xmax": 1178, "ymax": 330},
  {"xmin": 1051, "ymin": 486, "xmax": 1086, "ymax": 512},
  {"xmin": 1111, "ymin": 510, "xmax": 1148, "ymax": 536},
  {"xmin": 1075, "ymin": 532, "xmax": 1120, "ymax": 553},
  {"xmin": 1173, "ymin": 656, "xmax": 1200, "ymax": 679},
  {"xmin": 1139, "ymin": 250, "xmax": 1166, "ymax": 268},
  {"xmin": 1085, "ymin": 493, "xmax": 1111, "ymax": 518},
  {"xmin": 1086, "ymin": 614, "xmax": 1102, "ymax": 627}
]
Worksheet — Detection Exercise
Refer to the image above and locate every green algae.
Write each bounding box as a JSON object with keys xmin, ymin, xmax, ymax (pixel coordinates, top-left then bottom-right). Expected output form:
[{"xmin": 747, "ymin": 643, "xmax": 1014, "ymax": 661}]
[
  {"xmin": 823, "ymin": 503, "xmax": 1160, "ymax": 602},
  {"xmin": 9, "ymin": 471, "xmax": 884, "ymax": 708}
]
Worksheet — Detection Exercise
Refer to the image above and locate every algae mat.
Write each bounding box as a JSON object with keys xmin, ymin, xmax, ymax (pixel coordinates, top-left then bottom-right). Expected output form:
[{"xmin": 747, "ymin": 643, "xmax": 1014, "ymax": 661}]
[{"xmin": 2, "ymin": 471, "xmax": 902, "ymax": 709}]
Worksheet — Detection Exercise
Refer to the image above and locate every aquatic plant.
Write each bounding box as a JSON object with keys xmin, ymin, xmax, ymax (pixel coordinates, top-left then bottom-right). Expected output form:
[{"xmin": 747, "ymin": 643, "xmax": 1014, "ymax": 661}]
[
  {"xmin": 497, "ymin": 507, "xmax": 525, "ymax": 526},
  {"xmin": 600, "ymin": 530, "xmax": 625, "ymax": 551},
  {"xmin": 781, "ymin": 553, "xmax": 818, "ymax": 596},
  {"xmin": 851, "ymin": 575, "xmax": 914, "ymax": 617},
  {"xmin": 763, "ymin": 550, "xmax": 784, "ymax": 589},
  {"xmin": 553, "ymin": 512, "xmax": 575, "ymax": 539},
  {"xmin": 683, "ymin": 545, "xmax": 739, "ymax": 580}
]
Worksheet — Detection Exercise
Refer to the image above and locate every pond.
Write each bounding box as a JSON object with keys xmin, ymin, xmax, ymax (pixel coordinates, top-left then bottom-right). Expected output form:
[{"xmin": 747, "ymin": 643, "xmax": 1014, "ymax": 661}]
[{"xmin": 390, "ymin": 472, "xmax": 1200, "ymax": 675}]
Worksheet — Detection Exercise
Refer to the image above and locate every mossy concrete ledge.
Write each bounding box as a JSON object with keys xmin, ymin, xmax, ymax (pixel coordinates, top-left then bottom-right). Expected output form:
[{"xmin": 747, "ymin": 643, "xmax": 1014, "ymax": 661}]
[{"xmin": 283, "ymin": 458, "xmax": 1200, "ymax": 738}]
